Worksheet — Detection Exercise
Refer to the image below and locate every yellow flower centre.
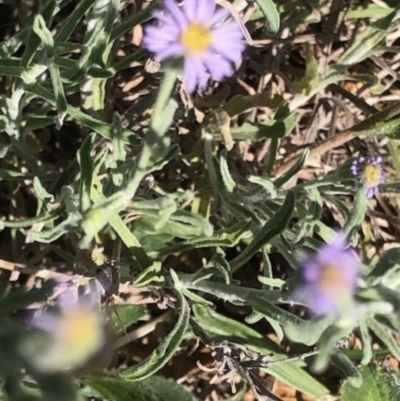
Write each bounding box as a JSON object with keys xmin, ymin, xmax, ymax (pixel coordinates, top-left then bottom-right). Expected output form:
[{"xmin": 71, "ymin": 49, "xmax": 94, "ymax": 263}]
[
  {"xmin": 57, "ymin": 307, "xmax": 103, "ymax": 350},
  {"xmin": 319, "ymin": 264, "xmax": 349, "ymax": 295},
  {"xmin": 363, "ymin": 164, "xmax": 381, "ymax": 187},
  {"xmin": 180, "ymin": 23, "xmax": 211, "ymax": 55}
]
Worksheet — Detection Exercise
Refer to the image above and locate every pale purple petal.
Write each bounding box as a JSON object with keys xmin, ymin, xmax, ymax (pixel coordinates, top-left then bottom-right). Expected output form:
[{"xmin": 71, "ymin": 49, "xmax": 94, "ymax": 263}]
[
  {"xmin": 366, "ymin": 187, "xmax": 376, "ymax": 198},
  {"xmin": 153, "ymin": 10, "xmax": 169, "ymax": 23},
  {"xmin": 153, "ymin": 10, "xmax": 178, "ymax": 27},
  {"xmin": 210, "ymin": 41, "xmax": 244, "ymax": 63},
  {"xmin": 183, "ymin": 0, "xmax": 197, "ymax": 21},
  {"xmin": 144, "ymin": 25, "xmax": 178, "ymax": 45},
  {"xmin": 327, "ymin": 232, "xmax": 347, "ymax": 250},
  {"xmin": 203, "ymin": 54, "xmax": 233, "ymax": 81},
  {"xmin": 164, "ymin": 0, "xmax": 188, "ymax": 30},
  {"xmin": 143, "ymin": 38, "xmax": 173, "ymax": 53},
  {"xmin": 196, "ymin": 0, "xmax": 216, "ymax": 23},
  {"xmin": 191, "ymin": 56, "xmax": 208, "ymax": 88},
  {"xmin": 157, "ymin": 43, "xmax": 185, "ymax": 60},
  {"xmin": 301, "ymin": 262, "xmax": 320, "ymax": 282},
  {"xmin": 310, "ymin": 291, "xmax": 337, "ymax": 315},
  {"xmin": 211, "ymin": 24, "xmax": 245, "ymax": 44},
  {"xmin": 210, "ymin": 7, "xmax": 230, "ymax": 25},
  {"xmin": 183, "ymin": 58, "xmax": 200, "ymax": 93},
  {"xmin": 32, "ymin": 312, "xmax": 58, "ymax": 332},
  {"xmin": 198, "ymin": 75, "xmax": 209, "ymax": 90},
  {"xmin": 211, "ymin": 22, "xmax": 244, "ymax": 40}
]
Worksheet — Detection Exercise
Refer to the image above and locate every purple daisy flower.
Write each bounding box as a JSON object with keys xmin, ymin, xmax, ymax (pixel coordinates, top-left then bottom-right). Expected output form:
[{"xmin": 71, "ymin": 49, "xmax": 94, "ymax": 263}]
[
  {"xmin": 142, "ymin": 0, "xmax": 246, "ymax": 93},
  {"xmin": 25, "ymin": 290, "xmax": 105, "ymax": 372},
  {"xmin": 351, "ymin": 155, "xmax": 385, "ymax": 198},
  {"xmin": 292, "ymin": 232, "xmax": 359, "ymax": 316}
]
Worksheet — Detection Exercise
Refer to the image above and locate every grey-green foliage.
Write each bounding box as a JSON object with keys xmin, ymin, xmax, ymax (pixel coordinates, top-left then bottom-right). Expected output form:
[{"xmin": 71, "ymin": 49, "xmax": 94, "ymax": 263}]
[
  {"xmin": 340, "ymin": 364, "xmax": 400, "ymax": 401},
  {"xmin": 192, "ymin": 304, "xmax": 328, "ymax": 398},
  {"xmin": 110, "ymin": 305, "xmax": 147, "ymax": 333},
  {"xmin": 2, "ymin": 1, "xmax": 400, "ymax": 401},
  {"xmin": 83, "ymin": 375, "xmax": 201, "ymax": 401},
  {"xmin": 120, "ymin": 292, "xmax": 190, "ymax": 381}
]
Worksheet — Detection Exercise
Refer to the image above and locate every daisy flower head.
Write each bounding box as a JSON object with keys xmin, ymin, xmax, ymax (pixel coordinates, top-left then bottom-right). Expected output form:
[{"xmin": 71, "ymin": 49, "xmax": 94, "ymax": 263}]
[
  {"xmin": 142, "ymin": 0, "xmax": 246, "ymax": 93},
  {"xmin": 23, "ymin": 290, "xmax": 106, "ymax": 372},
  {"xmin": 292, "ymin": 232, "xmax": 360, "ymax": 316},
  {"xmin": 351, "ymin": 155, "xmax": 385, "ymax": 199}
]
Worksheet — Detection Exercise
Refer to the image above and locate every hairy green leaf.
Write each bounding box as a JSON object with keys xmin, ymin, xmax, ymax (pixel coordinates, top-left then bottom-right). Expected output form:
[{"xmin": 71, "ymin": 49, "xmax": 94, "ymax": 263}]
[{"xmin": 120, "ymin": 293, "xmax": 190, "ymax": 380}]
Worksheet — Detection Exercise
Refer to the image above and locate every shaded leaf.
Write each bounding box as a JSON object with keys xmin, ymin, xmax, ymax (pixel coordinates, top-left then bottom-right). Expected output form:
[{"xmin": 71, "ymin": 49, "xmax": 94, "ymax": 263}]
[
  {"xmin": 254, "ymin": 0, "xmax": 280, "ymax": 35},
  {"xmin": 230, "ymin": 191, "xmax": 295, "ymax": 272},
  {"xmin": 331, "ymin": 349, "xmax": 362, "ymax": 388},
  {"xmin": 110, "ymin": 305, "xmax": 146, "ymax": 333},
  {"xmin": 120, "ymin": 293, "xmax": 190, "ymax": 381},
  {"xmin": 291, "ymin": 45, "xmax": 319, "ymax": 95},
  {"xmin": 83, "ymin": 375, "xmax": 200, "ymax": 401},
  {"xmin": 340, "ymin": 364, "xmax": 400, "ymax": 401},
  {"xmin": 193, "ymin": 305, "xmax": 328, "ymax": 398}
]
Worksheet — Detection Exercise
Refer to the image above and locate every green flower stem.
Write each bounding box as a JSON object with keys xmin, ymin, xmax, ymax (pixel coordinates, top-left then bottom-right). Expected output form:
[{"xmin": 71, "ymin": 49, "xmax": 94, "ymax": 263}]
[
  {"xmin": 343, "ymin": 186, "xmax": 368, "ymax": 236},
  {"xmin": 124, "ymin": 64, "xmax": 180, "ymax": 200}
]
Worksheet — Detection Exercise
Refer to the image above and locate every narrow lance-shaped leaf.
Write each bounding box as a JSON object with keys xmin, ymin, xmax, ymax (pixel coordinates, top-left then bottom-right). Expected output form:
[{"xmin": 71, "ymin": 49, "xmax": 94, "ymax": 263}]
[
  {"xmin": 27, "ymin": 212, "xmax": 81, "ymax": 244},
  {"xmin": 331, "ymin": 349, "xmax": 363, "ymax": 388},
  {"xmin": 154, "ymin": 219, "xmax": 252, "ymax": 258},
  {"xmin": 223, "ymin": 117, "xmax": 296, "ymax": 142},
  {"xmin": 219, "ymin": 150, "xmax": 236, "ymax": 192},
  {"xmin": 359, "ymin": 318, "xmax": 373, "ymax": 365},
  {"xmin": 247, "ymin": 176, "xmax": 277, "ymax": 199},
  {"xmin": 110, "ymin": 112, "xmax": 127, "ymax": 187},
  {"xmin": 254, "ymin": 0, "xmax": 280, "ymax": 35},
  {"xmin": 291, "ymin": 44, "xmax": 319, "ymax": 95},
  {"xmin": 284, "ymin": 316, "xmax": 335, "ymax": 346},
  {"xmin": 32, "ymin": 15, "xmax": 67, "ymax": 126},
  {"xmin": 86, "ymin": 0, "xmax": 119, "ymax": 67},
  {"xmin": 27, "ymin": 84, "xmax": 141, "ymax": 144},
  {"xmin": 274, "ymin": 149, "xmax": 309, "ymax": 188},
  {"xmin": 120, "ymin": 292, "xmax": 190, "ymax": 381},
  {"xmin": 77, "ymin": 133, "xmax": 95, "ymax": 213},
  {"xmin": 367, "ymin": 317, "xmax": 400, "ymax": 359},
  {"xmin": 55, "ymin": 0, "xmax": 98, "ymax": 42},
  {"xmin": 110, "ymin": 305, "xmax": 147, "ymax": 333},
  {"xmin": 21, "ymin": 0, "xmax": 55, "ymax": 67},
  {"xmin": 337, "ymin": 9, "xmax": 400, "ymax": 66},
  {"xmin": 181, "ymin": 276, "xmax": 283, "ymax": 304},
  {"xmin": 248, "ymin": 293, "xmax": 304, "ymax": 327},
  {"xmin": 313, "ymin": 324, "xmax": 354, "ymax": 373},
  {"xmin": 32, "ymin": 15, "xmax": 54, "ymax": 56},
  {"xmin": 90, "ymin": 178, "xmax": 150, "ymax": 267},
  {"xmin": 230, "ymin": 191, "xmax": 295, "ymax": 272},
  {"xmin": 343, "ymin": 187, "xmax": 368, "ymax": 236},
  {"xmin": 83, "ymin": 374, "xmax": 201, "ymax": 401},
  {"xmin": 111, "ymin": 3, "xmax": 156, "ymax": 40},
  {"xmin": 193, "ymin": 305, "xmax": 328, "ymax": 398},
  {"xmin": 340, "ymin": 364, "xmax": 397, "ymax": 401}
]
